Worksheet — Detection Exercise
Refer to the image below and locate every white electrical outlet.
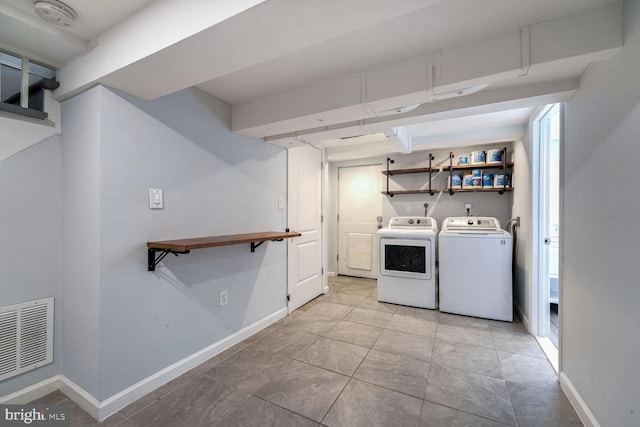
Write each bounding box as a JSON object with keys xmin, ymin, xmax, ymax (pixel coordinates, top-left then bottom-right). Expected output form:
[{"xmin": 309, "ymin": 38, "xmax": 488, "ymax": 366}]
[
  {"xmin": 406, "ymin": 204, "xmax": 413, "ymax": 214},
  {"xmin": 465, "ymin": 203, "xmax": 472, "ymax": 211},
  {"xmin": 278, "ymin": 196, "xmax": 285, "ymax": 210},
  {"xmin": 220, "ymin": 290, "xmax": 228, "ymax": 306}
]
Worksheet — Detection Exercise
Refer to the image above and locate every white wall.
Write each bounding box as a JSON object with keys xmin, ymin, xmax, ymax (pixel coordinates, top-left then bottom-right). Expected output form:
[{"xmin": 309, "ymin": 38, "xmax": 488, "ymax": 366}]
[
  {"xmin": 328, "ymin": 144, "xmax": 515, "ymax": 274},
  {"xmin": 562, "ymin": 0, "xmax": 640, "ymax": 425},
  {"xmin": 0, "ymin": 135, "xmax": 62, "ymax": 396}
]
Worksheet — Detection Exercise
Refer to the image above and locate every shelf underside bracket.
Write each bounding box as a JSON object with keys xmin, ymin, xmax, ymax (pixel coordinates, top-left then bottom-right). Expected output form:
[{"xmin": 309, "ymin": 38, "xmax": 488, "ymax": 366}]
[
  {"xmin": 148, "ymin": 248, "xmax": 190, "ymax": 271},
  {"xmin": 251, "ymin": 238, "xmax": 284, "ymax": 252}
]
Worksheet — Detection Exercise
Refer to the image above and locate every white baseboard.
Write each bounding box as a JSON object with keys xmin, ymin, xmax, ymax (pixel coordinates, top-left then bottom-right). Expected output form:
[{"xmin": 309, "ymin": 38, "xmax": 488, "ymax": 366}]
[
  {"xmin": 327, "ymin": 271, "xmax": 337, "ymax": 277},
  {"xmin": 559, "ymin": 371, "xmax": 601, "ymax": 427},
  {"xmin": 58, "ymin": 376, "xmax": 101, "ymax": 420},
  {"xmin": 0, "ymin": 375, "xmax": 62, "ymax": 404},
  {"xmin": 0, "ymin": 308, "xmax": 288, "ymax": 422},
  {"xmin": 97, "ymin": 307, "xmax": 287, "ymax": 420}
]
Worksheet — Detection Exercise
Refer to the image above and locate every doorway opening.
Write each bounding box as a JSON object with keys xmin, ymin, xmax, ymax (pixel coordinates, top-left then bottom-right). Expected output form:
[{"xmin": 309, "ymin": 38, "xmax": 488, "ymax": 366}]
[{"xmin": 533, "ymin": 103, "xmax": 561, "ymax": 370}]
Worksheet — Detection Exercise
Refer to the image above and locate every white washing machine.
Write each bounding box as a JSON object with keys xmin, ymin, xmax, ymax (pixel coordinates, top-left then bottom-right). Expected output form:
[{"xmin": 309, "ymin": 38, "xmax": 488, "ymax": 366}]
[
  {"xmin": 377, "ymin": 217, "xmax": 438, "ymax": 309},
  {"xmin": 439, "ymin": 217, "xmax": 513, "ymax": 321}
]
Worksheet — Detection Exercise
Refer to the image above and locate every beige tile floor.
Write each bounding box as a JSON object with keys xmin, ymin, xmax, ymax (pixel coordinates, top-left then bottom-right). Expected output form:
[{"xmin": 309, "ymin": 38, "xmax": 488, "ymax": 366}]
[{"xmin": 30, "ymin": 276, "xmax": 583, "ymax": 426}]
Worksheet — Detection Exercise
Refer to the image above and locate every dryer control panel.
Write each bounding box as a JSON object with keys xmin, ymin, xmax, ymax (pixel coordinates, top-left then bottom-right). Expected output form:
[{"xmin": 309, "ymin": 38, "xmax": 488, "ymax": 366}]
[{"xmin": 388, "ymin": 217, "xmax": 433, "ymax": 228}]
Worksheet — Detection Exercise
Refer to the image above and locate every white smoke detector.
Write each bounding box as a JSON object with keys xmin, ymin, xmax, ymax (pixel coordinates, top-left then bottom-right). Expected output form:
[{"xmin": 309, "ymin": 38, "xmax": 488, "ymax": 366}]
[{"xmin": 34, "ymin": 0, "xmax": 77, "ymax": 27}]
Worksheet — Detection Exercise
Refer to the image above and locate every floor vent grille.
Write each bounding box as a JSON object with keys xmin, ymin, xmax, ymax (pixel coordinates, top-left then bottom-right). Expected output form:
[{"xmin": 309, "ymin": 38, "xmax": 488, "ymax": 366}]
[{"xmin": 0, "ymin": 297, "xmax": 53, "ymax": 382}]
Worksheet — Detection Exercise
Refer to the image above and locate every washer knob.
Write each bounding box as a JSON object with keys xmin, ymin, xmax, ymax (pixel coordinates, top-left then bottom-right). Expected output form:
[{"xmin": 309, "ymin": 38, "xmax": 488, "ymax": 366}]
[{"xmin": 408, "ymin": 219, "xmax": 414, "ymax": 224}]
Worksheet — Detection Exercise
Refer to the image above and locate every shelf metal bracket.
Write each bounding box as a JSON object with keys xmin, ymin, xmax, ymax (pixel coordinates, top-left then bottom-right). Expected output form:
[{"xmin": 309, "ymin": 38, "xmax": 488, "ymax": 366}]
[
  {"xmin": 448, "ymin": 152, "xmax": 455, "ymax": 195},
  {"xmin": 499, "ymin": 146, "xmax": 508, "ymax": 194},
  {"xmin": 250, "ymin": 241, "xmax": 265, "ymax": 252},
  {"xmin": 386, "ymin": 158, "xmax": 395, "ymax": 197},
  {"xmin": 148, "ymin": 248, "xmax": 190, "ymax": 271},
  {"xmin": 250, "ymin": 238, "xmax": 284, "ymax": 253},
  {"xmin": 428, "ymin": 153, "xmax": 435, "ymax": 195}
]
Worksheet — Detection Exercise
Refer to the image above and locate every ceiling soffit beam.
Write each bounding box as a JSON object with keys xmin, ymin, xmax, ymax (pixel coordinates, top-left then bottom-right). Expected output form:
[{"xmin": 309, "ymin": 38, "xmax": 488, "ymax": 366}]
[
  {"xmin": 233, "ymin": 4, "xmax": 621, "ymax": 139},
  {"xmin": 55, "ymin": 0, "xmax": 269, "ymax": 101},
  {"xmin": 410, "ymin": 124, "xmax": 527, "ymax": 149},
  {"xmin": 56, "ymin": 0, "xmax": 442, "ymax": 101},
  {"xmin": 386, "ymin": 127, "xmax": 413, "ymax": 154},
  {"xmin": 265, "ymin": 78, "xmax": 578, "ymax": 145},
  {"xmin": 324, "ymin": 125, "xmax": 524, "ymax": 162}
]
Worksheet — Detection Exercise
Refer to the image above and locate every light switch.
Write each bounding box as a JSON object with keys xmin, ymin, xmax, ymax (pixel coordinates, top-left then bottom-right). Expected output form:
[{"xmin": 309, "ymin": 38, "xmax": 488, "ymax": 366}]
[
  {"xmin": 149, "ymin": 188, "xmax": 164, "ymax": 209},
  {"xmin": 278, "ymin": 196, "xmax": 285, "ymax": 210}
]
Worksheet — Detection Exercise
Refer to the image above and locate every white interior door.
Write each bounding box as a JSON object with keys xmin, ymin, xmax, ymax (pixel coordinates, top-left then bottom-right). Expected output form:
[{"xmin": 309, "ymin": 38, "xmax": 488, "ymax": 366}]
[
  {"xmin": 338, "ymin": 165, "xmax": 382, "ymax": 278},
  {"xmin": 288, "ymin": 146, "xmax": 323, "ymax": 312}
]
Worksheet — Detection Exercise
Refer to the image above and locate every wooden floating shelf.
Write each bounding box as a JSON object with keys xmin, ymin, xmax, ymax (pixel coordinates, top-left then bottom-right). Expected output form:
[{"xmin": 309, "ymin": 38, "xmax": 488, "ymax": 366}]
[
  {"xmin": 382, "ymin": 167, "xmax": 436, "ymax": 176},
  {"xmin": 382, "ymin": 188, "xmax": 513, "ymax": 196},
  {"xmin": 450, "ymin": 188, "xmax": 514, "ymax": 193},
  {"xmin": 381, "ymin": 190, "xmax": 434, "ymax": 195},
  {"xmin": 147, "ymin": 231, "xmax": 301, "ymax": 271},
  {"xmin": 443, "ymin": 162, "xmax": 514, "ymax": 171}
]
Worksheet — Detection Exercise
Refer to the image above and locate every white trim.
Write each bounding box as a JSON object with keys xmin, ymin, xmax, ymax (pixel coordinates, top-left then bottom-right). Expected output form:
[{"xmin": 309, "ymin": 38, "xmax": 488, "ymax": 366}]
[
  {"xmin": 0, "ymin": 375, "xmax": 62, "ymax": 404},
  {"xmin": 58, "ymin": 376, "xmax": 101, "ymax": 420},
  {"xmin": 535, "ymin": 336, "xmax": 558, "ymax": 374},
  {"xmin": 327, "ymin": 271, "xmax": 337, "ymax": 277},
  {"xmin": 322, "ymin": 148, "xmax": 330, "ymax": 296},
  {"xmin": 0, "ymin": 308, "xmax": 287, "ymax": 422},
  {"xmin": 557, "ymin": 103, "xmax": 565, "ymax": 374},
  {"xmin": 528, "ymin": 104, "xmax": 546, "ymax": 336},
  {"xmin": 560, "ymin": 372, "xmax": 601, "ymax": 427}
]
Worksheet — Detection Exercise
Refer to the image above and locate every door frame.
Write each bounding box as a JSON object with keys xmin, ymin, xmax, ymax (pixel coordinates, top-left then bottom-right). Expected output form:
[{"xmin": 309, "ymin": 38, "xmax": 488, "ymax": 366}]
[{"xmin": 530, "ymin": 103, "xmax": 564, "ymax": 372}]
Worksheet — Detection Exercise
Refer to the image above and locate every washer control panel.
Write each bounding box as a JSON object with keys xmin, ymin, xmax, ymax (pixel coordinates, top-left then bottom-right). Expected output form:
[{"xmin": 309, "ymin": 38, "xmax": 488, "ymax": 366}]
[{"xmin": 443, "ymin": 217, "xmax": 501, "ymax": 231}]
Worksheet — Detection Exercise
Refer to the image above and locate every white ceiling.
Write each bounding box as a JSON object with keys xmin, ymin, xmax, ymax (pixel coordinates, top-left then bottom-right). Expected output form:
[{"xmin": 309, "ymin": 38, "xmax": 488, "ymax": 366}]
[
  {"xmin": 0, "ymin": 0, "xmax": 155, "ymax": 65},
  {"xmin": 197, "ymin": 0, "xmax": 615, "ymax": 105},
  {"xmin": 0, "ymin": 0, "xmax": 622, "ymax": 160}
]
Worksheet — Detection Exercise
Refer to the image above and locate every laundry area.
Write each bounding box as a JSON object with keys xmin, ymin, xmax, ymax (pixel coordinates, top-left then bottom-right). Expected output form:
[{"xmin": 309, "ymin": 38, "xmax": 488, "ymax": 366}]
[{"xmin": 326, "ymin": 144, "xmax": 522, "ymax": 316}]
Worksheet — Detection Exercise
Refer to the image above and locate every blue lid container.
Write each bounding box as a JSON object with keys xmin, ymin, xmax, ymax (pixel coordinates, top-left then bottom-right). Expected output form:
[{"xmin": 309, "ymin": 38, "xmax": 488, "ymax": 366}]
[{"xmin": 486, "ymin": 148, "xmax": 504, "ymax": 164}]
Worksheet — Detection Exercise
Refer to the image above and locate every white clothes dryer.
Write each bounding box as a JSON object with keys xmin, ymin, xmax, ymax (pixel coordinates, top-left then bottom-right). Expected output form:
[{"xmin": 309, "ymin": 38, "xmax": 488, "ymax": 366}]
[
  {"xmin": 438, "ymin": 217, "xmax": 513, "ymax": 321},
  {"xmin": 377, "ymin": 217, "xmax": 438, "ymax": 309}
]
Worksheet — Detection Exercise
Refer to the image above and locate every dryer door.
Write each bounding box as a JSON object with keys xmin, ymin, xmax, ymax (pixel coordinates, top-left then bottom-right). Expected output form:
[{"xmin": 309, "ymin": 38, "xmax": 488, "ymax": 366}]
[{"xmin": 379, "ymin": 237, "xmax": 432, "ymax": 280}]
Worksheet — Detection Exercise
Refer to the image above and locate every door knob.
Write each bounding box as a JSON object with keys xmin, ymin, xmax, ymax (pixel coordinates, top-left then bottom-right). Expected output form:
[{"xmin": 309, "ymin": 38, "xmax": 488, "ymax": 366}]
[
  {"xmin": 544, "ymin": 238, "xmax": 551, "ymax": 245},
  {"xmin": 377, "ymin": 224, "xmax": 383, "ymax": 229},
  {"xmin": 376, "ymin": 216, "xmax": 383, "ymax": 223}
]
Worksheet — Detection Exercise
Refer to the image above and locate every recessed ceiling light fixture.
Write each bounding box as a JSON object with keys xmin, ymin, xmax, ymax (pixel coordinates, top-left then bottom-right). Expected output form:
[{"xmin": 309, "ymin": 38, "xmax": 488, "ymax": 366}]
[{"xmin": 34, "ymin": 0, "xmax": 77, "ymax": 27}]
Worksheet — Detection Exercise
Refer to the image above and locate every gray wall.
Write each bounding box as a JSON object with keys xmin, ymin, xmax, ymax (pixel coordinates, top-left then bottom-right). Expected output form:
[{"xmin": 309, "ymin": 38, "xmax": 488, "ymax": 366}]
[
  {"xmin": 0, "ymin": 136, "xmax": 63, "ymax": 396},
  {"xmin": 328, "ymin": 144, "xmax": 515, "ymax": 274},
  {"xmin": 61, "ymin": 88, "xmax": 102, "ymax": 398},
  {"xmin": 61, "ymin": 86, "xmax": 288, "ymax": 400},
  {"xmin": 562, "ymin": 0, "xmax": 640, "ymax": 425}
]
